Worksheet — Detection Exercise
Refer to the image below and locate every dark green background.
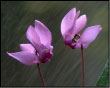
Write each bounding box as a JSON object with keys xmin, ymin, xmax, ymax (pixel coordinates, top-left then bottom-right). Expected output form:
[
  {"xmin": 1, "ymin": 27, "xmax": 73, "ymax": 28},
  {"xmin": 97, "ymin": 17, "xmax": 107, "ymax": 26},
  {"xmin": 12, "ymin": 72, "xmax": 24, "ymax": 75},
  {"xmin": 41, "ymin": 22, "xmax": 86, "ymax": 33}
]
[{"xmin": 1, "ymin": 1, "xmax": 108, "ymax": 87}]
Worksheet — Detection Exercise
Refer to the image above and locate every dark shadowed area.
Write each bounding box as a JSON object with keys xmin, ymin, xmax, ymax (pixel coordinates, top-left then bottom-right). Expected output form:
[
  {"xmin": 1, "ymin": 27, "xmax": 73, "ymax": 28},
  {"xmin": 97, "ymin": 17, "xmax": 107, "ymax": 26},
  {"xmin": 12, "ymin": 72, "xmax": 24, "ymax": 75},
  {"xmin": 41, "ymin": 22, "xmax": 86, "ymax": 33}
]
[{"xmin": 1, "ymin": 1, "xmax": 108, "ymax": 87}]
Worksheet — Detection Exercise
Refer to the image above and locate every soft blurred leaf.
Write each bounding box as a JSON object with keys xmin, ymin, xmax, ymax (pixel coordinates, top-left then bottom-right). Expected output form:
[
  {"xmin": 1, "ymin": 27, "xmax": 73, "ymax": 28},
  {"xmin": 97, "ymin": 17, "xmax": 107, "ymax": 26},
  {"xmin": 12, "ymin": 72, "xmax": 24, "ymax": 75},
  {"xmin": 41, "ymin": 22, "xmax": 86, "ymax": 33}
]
[{"xmin": 96, "ymin": 60, "xmax": 109, "ymax": 87}]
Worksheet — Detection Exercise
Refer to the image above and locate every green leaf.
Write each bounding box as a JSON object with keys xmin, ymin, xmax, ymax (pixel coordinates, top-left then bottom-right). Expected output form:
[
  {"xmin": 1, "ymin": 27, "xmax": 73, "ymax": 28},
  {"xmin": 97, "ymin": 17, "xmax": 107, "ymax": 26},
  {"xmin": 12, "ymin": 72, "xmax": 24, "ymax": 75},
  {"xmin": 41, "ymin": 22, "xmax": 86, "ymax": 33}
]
[{"xmin": 96, "ymin": 60, "xmax": 109, "ymax": 87}]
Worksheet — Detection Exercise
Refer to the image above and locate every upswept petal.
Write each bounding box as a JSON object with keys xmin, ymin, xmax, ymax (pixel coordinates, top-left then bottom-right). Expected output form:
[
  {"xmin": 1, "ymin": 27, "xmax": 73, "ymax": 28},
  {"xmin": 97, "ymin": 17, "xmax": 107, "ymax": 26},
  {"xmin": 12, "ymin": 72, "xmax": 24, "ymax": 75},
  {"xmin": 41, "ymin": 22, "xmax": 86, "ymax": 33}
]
[
  {"xmin": 61, "ymin": 8, "xmax": 76, "ymax": 38},
  {"xmin": 70, "ymin": 10, "xmax": 80, "ymax": 39},
  {"xmin": 73, "ymin": 15, "xmax": 87, "ymax": 35},
  {"xmin": 20, "ymin": 44, "xmax": 35, "ymax": 54},
  {"xmin": 78, "ymin": 25, "xmax": 102, "ymax": 44},
  {"xmin": 35, "ymin": 20, "xmax": 52, "ymax": 48},
  {"xmin": 7, "ymin": 51, "xmax": 40, "ymax": 65},
  {"xmin": 26, "ymin": 25, "xmax": 42, "ymax": 51}
]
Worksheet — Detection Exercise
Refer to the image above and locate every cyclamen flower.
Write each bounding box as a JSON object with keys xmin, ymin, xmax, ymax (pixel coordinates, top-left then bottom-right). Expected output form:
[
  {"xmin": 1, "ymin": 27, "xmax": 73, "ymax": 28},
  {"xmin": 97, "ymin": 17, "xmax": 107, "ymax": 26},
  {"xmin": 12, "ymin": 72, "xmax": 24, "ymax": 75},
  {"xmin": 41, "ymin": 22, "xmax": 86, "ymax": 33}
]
[
  {"xmin": 7, "ymin": 20, "xmax": 53, "ymax": 65},
  {"xmin": 61, "ymin": 8, "xmax": 102, "ymax": 49},
  {"xmin": 61, "ymin": 8, "xmax": 102, "ymax": 86}
]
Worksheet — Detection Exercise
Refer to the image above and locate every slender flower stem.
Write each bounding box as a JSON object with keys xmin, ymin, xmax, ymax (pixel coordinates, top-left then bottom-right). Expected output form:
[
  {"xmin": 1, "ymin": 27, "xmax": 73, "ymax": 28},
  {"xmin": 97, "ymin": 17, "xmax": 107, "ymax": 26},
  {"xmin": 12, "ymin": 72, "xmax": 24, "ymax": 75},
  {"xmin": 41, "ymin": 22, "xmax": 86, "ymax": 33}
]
[
  {"xmin": 37, "ymin": 64, "xmax": 46, "ymax": 87},
  {"xmin": 81, "ymin": 44, "xmax": 85, "ymax": 87}
]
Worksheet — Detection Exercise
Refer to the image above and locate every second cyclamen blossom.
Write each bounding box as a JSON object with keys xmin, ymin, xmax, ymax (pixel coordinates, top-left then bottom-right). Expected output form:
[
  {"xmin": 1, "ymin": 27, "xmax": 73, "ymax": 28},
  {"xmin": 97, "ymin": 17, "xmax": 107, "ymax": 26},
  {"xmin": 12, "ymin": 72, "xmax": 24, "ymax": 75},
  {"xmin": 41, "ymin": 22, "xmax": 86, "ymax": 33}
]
[
  {"xmin": 61, "ymin": 8, "xmax": 102, "ymax": 49},
  {"xmin": 61, "ymin": 8, "xmax": 102, "ymax": 86}
]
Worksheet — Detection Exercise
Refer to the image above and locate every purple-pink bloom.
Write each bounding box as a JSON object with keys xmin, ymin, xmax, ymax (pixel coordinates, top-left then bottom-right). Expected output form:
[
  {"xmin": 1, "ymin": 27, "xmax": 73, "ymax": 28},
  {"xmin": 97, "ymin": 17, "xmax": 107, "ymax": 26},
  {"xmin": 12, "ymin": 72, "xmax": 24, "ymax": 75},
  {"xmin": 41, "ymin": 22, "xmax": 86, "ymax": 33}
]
[
  {"xmin": 61, "ymin": 8, "xmax": 102, "ymax": 49},
  {"xmin": 7, "ymin": 20, "xmax": 53, "ymax": 65}
]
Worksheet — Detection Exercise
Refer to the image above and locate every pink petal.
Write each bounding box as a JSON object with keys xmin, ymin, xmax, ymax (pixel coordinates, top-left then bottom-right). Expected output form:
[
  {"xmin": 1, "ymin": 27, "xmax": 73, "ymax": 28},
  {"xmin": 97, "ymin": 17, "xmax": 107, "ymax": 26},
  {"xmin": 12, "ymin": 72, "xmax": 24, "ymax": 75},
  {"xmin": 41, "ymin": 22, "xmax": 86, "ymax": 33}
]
[
  {"xmin": 50, "ymin": 46, "xmax": 53, "ymax": 54},
  {"xmin": 61, "ymin": 8, "xmax": 76, "ymax": 39},
  {"xmin": 78, "ymin": 25, "xmax": 102, "ymax": 44},
  {"xmin": 20, "ymin": 44, "xmax": 35, "ymax": 54},
  {"xmin": 35, "ymin": 20, "xmax": 52, "ymax": 48},
  {"xmin": 7, "ymin": 51, "xmax": 40, "ymax": 65},
  {"xmin": 73, "ymin": 15, "xmax": 87, "ymax": 35},
  {"xmin": 70, "ymin": 10, "xmax": 80, "ymax": 38},
  {"xmin": 26, "ymin": 25, "xmax": 42, "ymax": 51},
  {"xmin": 71, "ymin": 42, "xmax": 89, "ymax": 49}
]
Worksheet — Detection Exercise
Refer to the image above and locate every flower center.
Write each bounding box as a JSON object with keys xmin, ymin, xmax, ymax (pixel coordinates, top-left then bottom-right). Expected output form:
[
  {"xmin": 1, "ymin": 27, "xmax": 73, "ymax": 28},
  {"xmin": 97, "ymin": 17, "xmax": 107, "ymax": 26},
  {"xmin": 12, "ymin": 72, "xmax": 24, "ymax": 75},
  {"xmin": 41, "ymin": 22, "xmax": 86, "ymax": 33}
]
[
  {"xmin": 43, "ymin": 49, "xmax": 49, "ymax": 53},
  {"xmin": 72, "ymin": 34, "xmax": 80, "ymax": 43},
  {"xmin": 35, "ymin": 49, "xmax": 52, "ymax": 63}
]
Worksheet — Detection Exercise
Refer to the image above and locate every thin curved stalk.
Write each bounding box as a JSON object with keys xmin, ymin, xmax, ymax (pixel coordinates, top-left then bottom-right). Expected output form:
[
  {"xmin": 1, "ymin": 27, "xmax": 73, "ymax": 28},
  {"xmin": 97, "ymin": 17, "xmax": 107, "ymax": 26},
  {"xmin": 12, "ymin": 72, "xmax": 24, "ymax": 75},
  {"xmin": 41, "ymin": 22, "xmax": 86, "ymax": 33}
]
[{"xmin": 37, "ymin": 64, "xmax": 46, "ymax": 87}]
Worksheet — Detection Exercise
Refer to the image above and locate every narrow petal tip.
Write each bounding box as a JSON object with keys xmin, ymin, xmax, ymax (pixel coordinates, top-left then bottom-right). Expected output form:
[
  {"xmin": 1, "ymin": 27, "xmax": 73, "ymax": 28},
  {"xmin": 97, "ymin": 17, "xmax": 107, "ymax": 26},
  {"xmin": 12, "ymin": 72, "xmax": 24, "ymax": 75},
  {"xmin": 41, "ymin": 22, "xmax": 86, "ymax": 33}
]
[
  {"xmin": 35, "ymin": 20, "xmax": 41, "ymax": 25},
  {"xmin": 96, "ymin": 25, "xmax": 102, "ymax": 31},
  {"xmin": 7, "ymin": 52, "xmax": 12, "ymax": 57}
]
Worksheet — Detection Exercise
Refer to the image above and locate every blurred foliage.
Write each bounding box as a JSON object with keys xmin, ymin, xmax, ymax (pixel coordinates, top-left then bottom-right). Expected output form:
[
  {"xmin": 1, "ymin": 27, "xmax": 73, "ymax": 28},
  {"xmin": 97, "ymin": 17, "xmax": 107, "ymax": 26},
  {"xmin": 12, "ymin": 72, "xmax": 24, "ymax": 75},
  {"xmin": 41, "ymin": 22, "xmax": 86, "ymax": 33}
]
[{"xmin": 96, "ymin": 60, "xmax": 109, "ymax": 87}]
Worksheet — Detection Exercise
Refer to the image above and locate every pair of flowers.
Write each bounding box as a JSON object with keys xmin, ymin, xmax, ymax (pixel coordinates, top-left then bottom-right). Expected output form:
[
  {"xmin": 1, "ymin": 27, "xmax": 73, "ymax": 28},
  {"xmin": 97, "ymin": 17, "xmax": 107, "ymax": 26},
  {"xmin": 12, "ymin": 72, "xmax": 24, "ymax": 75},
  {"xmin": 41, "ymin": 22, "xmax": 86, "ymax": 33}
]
[
  {"xmin": 7, "ymin": 8, "xmax": 102, "ymax": 86},
  {"xmin": 7, "ymin": 8, "xmax": 102, "ymax": 65}
]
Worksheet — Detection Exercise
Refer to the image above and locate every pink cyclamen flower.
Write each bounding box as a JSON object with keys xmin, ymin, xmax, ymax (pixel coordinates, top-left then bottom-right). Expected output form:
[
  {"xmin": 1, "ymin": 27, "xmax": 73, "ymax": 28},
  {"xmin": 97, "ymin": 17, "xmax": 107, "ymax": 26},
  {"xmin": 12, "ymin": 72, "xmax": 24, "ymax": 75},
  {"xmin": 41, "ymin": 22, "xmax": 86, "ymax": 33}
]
[
  {"xmin": 61, "ymin": 8, "xmax": 102, "ymax": 49},
  {"xmin": 7, "ymin": 20, "xmax": 53, "ymax": 65}
]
